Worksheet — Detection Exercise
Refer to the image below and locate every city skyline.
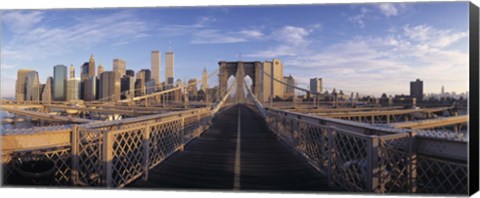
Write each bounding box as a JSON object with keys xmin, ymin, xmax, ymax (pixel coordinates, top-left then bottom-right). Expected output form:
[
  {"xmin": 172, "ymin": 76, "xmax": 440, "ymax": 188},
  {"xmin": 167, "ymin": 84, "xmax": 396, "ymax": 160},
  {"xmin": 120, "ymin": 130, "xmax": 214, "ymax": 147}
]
[{"xmin": 1, "ymin": 2, "xmax": 470, "ymax": 98}]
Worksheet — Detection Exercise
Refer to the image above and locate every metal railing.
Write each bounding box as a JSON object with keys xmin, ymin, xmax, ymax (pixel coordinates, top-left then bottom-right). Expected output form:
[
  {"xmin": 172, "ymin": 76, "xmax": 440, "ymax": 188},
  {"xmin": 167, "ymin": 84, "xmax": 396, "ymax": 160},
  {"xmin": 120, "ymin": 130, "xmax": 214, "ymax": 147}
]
[
  {"xmin": 243, "ymin": 85, "xmax": 468, "ymax": 194},
  {"xmin": 2, "ymin": 91, "xmax": 232, "ymax": 187}
]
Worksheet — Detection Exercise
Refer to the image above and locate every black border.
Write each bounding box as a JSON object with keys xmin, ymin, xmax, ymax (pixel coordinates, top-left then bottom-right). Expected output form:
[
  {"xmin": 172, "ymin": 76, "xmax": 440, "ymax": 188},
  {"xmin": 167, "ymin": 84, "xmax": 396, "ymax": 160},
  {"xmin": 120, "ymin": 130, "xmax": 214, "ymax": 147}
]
[{"xmin": 469, "ymin": 1, "xmax": 479, "ymax": 196}]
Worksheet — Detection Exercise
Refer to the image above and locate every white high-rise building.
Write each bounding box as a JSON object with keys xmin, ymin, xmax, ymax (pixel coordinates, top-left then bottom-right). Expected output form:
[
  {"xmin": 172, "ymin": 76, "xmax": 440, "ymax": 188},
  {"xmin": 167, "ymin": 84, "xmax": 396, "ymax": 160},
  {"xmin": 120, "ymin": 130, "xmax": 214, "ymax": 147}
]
[
  {"xmin": 165, "ymin": 51, "xmax": 175, "ymax": 86},
  {"xmin": 151, "ymin": 50, "xmax": 161, "ymax": 87}
]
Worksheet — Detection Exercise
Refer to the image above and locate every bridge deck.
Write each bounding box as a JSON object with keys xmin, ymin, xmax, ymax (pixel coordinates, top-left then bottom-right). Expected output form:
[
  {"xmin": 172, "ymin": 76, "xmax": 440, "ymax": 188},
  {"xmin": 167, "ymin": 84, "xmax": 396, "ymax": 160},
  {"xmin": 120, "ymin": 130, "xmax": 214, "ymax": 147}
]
[{"xmin": 129, "ymin": 105, "xmax": 337, "ymax": 192}]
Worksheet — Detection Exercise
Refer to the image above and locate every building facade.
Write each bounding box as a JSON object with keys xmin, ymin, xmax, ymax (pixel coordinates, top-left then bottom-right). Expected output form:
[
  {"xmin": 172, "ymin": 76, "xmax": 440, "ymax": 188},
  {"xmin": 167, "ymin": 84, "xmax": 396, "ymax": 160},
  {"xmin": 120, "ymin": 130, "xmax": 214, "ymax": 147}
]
[
  {"xmin": 53, "ymin": 65, "xmax": 67, "ymax": 101},
  {"xmin": 113, "ymin": 58, "xmax": 126, "ymax": 77},
  {"xmin": 151, "ymin": 50, "xmax": 161, "ymax": 87},
  {"xmin": 66, "ymin": 78, "xmax": 81, "ymax": 101},
  {"xmin": 16, "ymin": 69, "xmax": 33, "ymax": 101},
  {"xmin": 201, "ymin": 67, "xmax": 208, "ymax": 92},
  {"xmin": 410, "ymin": 79, "xmax": 424, "ymax": 101},
  {"xmin": 25, "ymin": 71, "xmax": 41, "ymax": 101},
  {"xmin": 310, "ymin": 77, "xmax": 323, "ymax": 94},
  {"xmin": 83, "ymin": 76, "xmax": 97, "ymax": 101},
  {"xmin": 165, "ymin": 51, "xmax": 175, "ymax": 86}
]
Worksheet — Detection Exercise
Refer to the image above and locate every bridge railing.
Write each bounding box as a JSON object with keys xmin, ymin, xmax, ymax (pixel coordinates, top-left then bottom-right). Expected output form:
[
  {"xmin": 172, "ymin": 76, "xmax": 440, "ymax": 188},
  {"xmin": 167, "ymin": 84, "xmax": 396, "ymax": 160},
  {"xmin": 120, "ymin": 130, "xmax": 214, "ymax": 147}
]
[
  {"xmin": 258, "ymin": 106, "xmax": 467, "ymax": 194},
  {"xmin": 2, "ymin": 109, "xmax": 214, "ymax": 187}
]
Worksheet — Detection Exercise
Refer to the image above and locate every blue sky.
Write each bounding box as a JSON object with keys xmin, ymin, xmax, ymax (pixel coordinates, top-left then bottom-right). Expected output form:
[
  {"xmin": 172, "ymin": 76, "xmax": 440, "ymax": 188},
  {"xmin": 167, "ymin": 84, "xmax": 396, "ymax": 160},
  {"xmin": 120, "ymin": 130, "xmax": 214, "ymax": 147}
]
[{"xmin": 1, "ymin": 2, "xmax": 470, "ymax": 98}]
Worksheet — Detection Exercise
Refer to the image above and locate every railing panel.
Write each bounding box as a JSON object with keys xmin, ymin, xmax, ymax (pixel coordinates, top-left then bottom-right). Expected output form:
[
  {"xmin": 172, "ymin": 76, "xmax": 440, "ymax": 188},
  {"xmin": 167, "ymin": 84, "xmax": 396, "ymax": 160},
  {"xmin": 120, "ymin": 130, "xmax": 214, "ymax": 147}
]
[
  {"xmin": 75, "ymin": 126, "xmax": 104, "ymax": 186},
  {"xmin": 416, "ymin": 155, "xmax": 467, "ymax": 194},
  {"xmin": 330, "ymin": 129, "xmax": 371, "ymax": 192},
  {"xmin": 110, "ymin": 126, "xmax": 146, "ymax": 187},
  {"xmin": 377, "ymin": 133, "xmax": 413, "ymax": 193},
  {"xmin": 149, "ymin": 119, "xmax": 183, "ymax": 168}
]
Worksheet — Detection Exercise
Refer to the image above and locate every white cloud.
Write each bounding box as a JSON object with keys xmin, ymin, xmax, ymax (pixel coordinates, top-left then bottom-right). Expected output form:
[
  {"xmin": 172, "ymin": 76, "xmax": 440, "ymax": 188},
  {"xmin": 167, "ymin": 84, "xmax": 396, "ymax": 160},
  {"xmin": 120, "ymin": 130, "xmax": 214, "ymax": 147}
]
[
  {"xmin": 376, "ymin": 3, "xmax": 405, "ymax": 17},
  {"xmin": 2, "ymin": 10, "xmax": 151, "ymax": 62},
  {"xmin": 190, "ymin": 29, "xmax": 264, "ymax": 44},
  {"xmin": 2, "ymin": 11, "xmax": 43, "ymax": 32},
  {"xmin": 403, "ymin": 24, "xmax": 468, "ymax": 48},
  {"xmin": 246, "ymin": 25, "xmax": 314, "ymax": 58},
  {"xmin": 281, "ymin": 24, "xmax": 468, "ymax": 96}
]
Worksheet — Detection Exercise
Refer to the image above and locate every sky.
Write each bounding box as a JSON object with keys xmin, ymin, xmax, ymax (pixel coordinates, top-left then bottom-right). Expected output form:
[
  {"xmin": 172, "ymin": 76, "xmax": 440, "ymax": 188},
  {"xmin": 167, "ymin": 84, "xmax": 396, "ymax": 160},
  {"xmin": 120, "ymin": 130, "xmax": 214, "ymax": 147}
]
[{"xmin": 0, "ymin": 2, "xmax": 470, "ymax": 98}]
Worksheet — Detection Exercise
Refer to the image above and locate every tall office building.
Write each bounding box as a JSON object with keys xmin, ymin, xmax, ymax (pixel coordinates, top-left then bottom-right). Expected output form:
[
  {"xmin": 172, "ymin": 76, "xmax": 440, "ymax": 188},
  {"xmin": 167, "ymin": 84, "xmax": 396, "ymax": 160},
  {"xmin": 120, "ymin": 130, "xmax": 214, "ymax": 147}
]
[
  {"xmin": 441, "ymin": 85, "xmax": 445, "ymax": 98},
  {"xmin": 187, "ymin": 78, "xmax": 198, "ymax": 100},
  {"xmin": 151, "ymin": 50, "xmax": 161, "ymax": 87},
  {"xmin": 70, "ymin": 64, "xmax": 75, "ymax": 78},
  {"xmin": 121, "ymin": 76, "xmax": 135, "ymax": 99},
  {"xmin": 262, "ymin": 59, "xmax": 284, "ymax": 102},
  {"xmin": 66, "ymin": 78, "xmax": 81, "ymax": 101},
  {"xmin": 165, "ymin": 51, "xmax": 174, "ymax": 86},
  {"xmin": 25, "ymin": 71, "xmax": 41, "ymax": 101},
  {"xmin": 135, "ymin": 72, "xmax": 146, "ymax": 97},
  {"xmin": 126, "ymin": 69, "xmax": 135, "ymax": 77},
  {"xmin": 310, "ymin": 77, "xmax": 323, "ymax": 94},
  {"xmin": 41, "ymin": 77, "xmax": 53, "ymax": 102},
  {"xmin": 16, "ymin": 69, "xmax": 33, "ymax": 101},
  {"xmin": 97, "ymin": 64, "xmax": 104, "ymax": 76},
  {"xmin": 83, "ymin": 76, "xmax": 97, "ymax": 101},
  {"xmin": 145, "ymin": 80, "xmax": 156, "ymax": 94},
  {"xmin": 80, "ymin": 62, "xmax": 91, "ymax": 81},
  {"xmin": 140, "ymin": 69, "xmax": 152, "ymax": 82},
  {"xmin": 53, "ymin": 65, "xmax": 67, "ymax": 101},
  {"xmin": 99, "ymin": 71, "xmax": 119, "ymax": 101},
  {"xmin": 201, "ymin": 67, "xmax": 208, "ymax": 92},
  {"xmin": 410, "ymin": 79, "xmax": 424, "ymax": 101},
  {"xmin": 113, "ymin": 58, "xmax": 126, "ymax": 77},
  {"xmin": 283, "ymin": 75, "xmax": 296, "ymax": 100},
  {"xmin": 89, "ymin": 54, "xmax": 96, "ymax": 77}
]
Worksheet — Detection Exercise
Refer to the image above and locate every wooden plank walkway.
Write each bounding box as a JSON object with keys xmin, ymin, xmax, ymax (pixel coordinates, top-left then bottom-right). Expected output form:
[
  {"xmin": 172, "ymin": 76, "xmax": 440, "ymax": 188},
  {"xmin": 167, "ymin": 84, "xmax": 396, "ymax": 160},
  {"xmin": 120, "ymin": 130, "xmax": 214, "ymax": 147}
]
[{"xmin": 128, "ymin": 105, "xmax": 338, "ymax": 192}]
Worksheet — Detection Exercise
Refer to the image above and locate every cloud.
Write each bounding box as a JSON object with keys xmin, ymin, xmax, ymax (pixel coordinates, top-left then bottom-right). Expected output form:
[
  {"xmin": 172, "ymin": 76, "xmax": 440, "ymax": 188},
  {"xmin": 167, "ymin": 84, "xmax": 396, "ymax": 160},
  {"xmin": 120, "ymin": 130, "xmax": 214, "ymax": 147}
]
[
  {"xmin": 376, "ymin": 3, "xmax": 406, "ymax": 17},
  {"xmin": 158, "ymin": 16, "xmax": 264, "ymax": 44},
  {"xmin": 245, "ymin": 25, "xmax": 315, "ymax": 58},
  {"xmin": 190, "ymin": 29, "xmax": 264, "ymax": 44},
  {"xmin": 2, "ymin": 11, "xmax": 43, "ymax": 32},
  {"xmin": 403, "ymin": 24, "xmax": 468, "ymax": 48},
  {"xmin": 281, "ymin": 24, "xmax": 468, "ymax": 96},
  {"xmin": 2, "ymin": 10, "xmax": 151, "ymax": 62},
  {"xmin": 348, "ymin": 7, "xmax": 369, "ymax": 28}
]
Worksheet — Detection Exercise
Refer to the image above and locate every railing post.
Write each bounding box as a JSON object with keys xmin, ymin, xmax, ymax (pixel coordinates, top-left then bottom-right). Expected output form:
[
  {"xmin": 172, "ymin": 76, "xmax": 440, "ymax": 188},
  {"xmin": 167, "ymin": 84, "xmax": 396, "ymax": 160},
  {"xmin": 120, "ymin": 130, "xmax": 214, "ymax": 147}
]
[
  {"xmin": 103, "ymin": 131, "xmax": 113, "ymax": 187},
  {"xmin": 367, "ymin": 136, "xmax": 381, "ymax": 192},
  {"xmin": 327, "ymin": 127, "xmax": 335, "ymax": 187},
  {"xmin": 71, "ymin": 125, "xmax": 79, "ymax": 185},
  {"xmin": 408, "ymin": 131, "xmax": 417, "ymax": 193},
  {"xmin": 142, "ymin": 124, "xmax": 150, "ymax": 181},
  {"xmin": 180, "ymin": 116, "xmax": 185, "ymax": 151}
]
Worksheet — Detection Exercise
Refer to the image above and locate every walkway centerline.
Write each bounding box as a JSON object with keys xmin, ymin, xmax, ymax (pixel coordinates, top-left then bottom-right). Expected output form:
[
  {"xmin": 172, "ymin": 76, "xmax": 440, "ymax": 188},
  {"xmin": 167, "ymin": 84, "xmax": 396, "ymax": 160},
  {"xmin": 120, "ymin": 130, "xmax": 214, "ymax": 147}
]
[{"xmin": 234, "ymin": 107, "xmax": 242, "ymax": 190}]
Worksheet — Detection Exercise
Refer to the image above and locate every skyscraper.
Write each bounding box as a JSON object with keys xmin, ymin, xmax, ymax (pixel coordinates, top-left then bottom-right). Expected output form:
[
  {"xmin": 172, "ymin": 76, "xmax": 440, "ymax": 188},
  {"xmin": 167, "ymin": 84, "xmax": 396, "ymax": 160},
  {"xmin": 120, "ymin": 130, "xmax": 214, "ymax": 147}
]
[
  {"xmin": 66, "ymin": 78, "xmax": 81, "ymax": 101},
  {"xmin": 262, "ymin": 59, "xmax": 284, "ymax": 102},
  {"xmin": 165, "ymin": 51, "xmax": 174, "ymax": 86},
  {"xmin": 201, "ymin": 67, "xmax": 208, "ymax": 92},
  {"xmin": 140, "ymin": 69, "xmax": 152, "ymax": 82},
  {"xmin": 97, "ymin": 64, "xmax": 104, "ymax": 76},
  {"xmin": 41, "ymin": 77, "xmax": 53, "ymax": 102},
  {"xmin": 310, "ymin": 77, "xmax": 323, "ymax": 94},
  {"xmin": 70, "ymin": 64, "xmax": 75, "ymax": 78},
  {"xmin": 53, "ymin": 65, "xmax": 67, "ymax": 101},
  {"xmin": 16, "ymin": 69, "xmax": 33, "ymax": 101},
  {"xmin": 135, "ymin": 71, "xmax": 146, "ymax": 97},
  {"xmin": 99, "ymin": 71, "xmax": 118, "ymax": 101},
  {"xmin": 126, "ymin": 69, "xmax": 135, "ymax": 77},
  {"xmin": 151, "ymin": 50, "xmax": 161, "ymax": 87},
  {"xmin": 80, "ymin": 62, "xmax": 91, "ymax": 82},
  {"xmin": 25, "ymin": 71, "xmax": 40, "ymax": 101},
  {"xmin": 121, "ymin": 76, "xmax": 135, "ymax": 99},
  {"xmin": 89, "ymin": 54, "xmax": 96, "ymax": 77},
  {"xmin": 113, "ymin": 58, "xmax": 126, "ymax": 77},
  {"xmin": 410, "ymin": 79, "xmax": 424, "ymax": 101},
  {"xmin": 83, "ymin": 76, "xmax": 97, "ymax": 101}
]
